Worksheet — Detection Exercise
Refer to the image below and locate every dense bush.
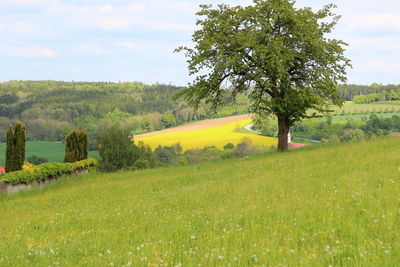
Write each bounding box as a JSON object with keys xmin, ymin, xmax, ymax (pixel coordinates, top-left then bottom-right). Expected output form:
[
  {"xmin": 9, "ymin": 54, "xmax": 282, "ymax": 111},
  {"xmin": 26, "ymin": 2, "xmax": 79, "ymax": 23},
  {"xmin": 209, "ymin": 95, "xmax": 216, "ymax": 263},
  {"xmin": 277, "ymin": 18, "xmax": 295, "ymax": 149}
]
[
  {"xmin": 184, "ymin": 149, "xmax": 204, "ymax": 164},
  {"xmin": 154, "ymin": 143, "xmax": 182, "ymax": 166},
  {"xmin": 27, "ymin": 155, "xmax": 48, "ymax": 165},
  {"xmin": 97, "ymin": 126, "xmax": 155, "ymax": 172},
  {"xmin": 0, "ymin": 158, "xmax": 97, "ymax": 185},
  {"xmin": 97, "ymin": 126, "xmax": 136, "ymax": 172},
  {"xmin": 234, "ymin": 138, "xmax": 256, "ymax": 157},
  {"xmin": 223, "ymin": 143, "xmax": 235, "ymax": 150},
  {"xmin": 340, "ymin": 129, "xmax": 365, "ymax": 142}
]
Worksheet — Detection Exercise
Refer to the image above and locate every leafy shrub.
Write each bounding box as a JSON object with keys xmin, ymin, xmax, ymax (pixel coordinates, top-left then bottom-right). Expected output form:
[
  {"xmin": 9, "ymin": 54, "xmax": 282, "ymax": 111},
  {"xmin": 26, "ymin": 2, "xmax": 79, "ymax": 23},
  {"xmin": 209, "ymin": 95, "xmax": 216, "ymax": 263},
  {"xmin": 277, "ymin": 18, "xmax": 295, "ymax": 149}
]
[
  {"xmin": 97, "ymin": 126, "xmax": 136, "ymax": 172},
  {"xmin": 223, "ymin": 143, "xmax": 235, "ymax": 150},
  {"xmin": 221, "ymin": 150, "xmax": 234, "ymax": 159},
  {"xmin": 202, "ymin": 146, "xmax": 220, "ymax": 161},
  {"xmin": 234, "ymin": 138, "xmax": 256, "ymax": 157},
  {"xmin": 0, "ymin": 158, "xmax": 97, "ymax": 185},
  {"xmin": 154, "ymin": 143, "xmax": 182, "ymax": 166},
  {"xmin": 27, "ymin": 155, "xmax": 48, "ymax": 165},
  {"xmin": 184, "ymin": 149, "xmax": 204, "ymax": 164},
  {"xmin": 340, "ymin": 129, "xmax": 365, "ymax": 142},
  {"xmin": 329, "ymin": 135, "xmax": 341, "ymax": 143},
  {"xmin": 178, "ymin": 157, "xmax": 189, "ymax": 166},
  {"xmin": 134, "ymin": 159, "xmax": 150, "ymax": 170}
]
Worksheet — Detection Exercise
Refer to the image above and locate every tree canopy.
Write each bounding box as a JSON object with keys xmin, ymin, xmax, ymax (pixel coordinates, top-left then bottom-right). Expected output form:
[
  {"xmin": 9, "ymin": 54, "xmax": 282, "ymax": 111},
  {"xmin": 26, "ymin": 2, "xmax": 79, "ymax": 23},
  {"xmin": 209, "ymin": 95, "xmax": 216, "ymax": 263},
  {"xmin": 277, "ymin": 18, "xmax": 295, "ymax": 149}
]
[{"xmin": 176, "ymin": 0, "xmax": 351, "ymax": 151}]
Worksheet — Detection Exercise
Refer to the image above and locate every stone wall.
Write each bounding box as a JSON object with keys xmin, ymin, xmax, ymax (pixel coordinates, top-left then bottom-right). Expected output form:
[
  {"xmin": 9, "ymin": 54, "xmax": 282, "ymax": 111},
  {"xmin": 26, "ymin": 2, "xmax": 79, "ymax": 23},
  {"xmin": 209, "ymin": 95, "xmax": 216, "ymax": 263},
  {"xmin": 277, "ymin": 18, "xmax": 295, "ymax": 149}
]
[{"xmin": 0, "ymin": 168, "xmax": 89, "ymax": 195}]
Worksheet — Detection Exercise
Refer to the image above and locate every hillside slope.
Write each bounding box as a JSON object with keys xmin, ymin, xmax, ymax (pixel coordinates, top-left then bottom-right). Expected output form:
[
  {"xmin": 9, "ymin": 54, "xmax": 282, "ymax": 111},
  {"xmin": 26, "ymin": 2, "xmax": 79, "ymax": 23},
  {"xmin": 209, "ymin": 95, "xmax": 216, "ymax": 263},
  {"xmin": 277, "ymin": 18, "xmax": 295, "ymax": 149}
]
[{"xmin": 0, "ymin": 138, "xmax": 399, "ymax": 266}]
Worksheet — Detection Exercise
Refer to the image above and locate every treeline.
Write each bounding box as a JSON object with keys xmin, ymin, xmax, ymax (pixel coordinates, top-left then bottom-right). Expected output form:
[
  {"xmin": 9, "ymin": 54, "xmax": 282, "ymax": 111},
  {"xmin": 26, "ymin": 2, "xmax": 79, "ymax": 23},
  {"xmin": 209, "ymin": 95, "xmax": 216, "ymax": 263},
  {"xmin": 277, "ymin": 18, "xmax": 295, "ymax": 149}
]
[
  {"xmin": 291, "ymin": 114, "xmax": 400, "ymax": 142},
  {"xmin": 353, "ymin": 89, "xmax": 399, "ymax": 104},
  {"xmin": 0, "ymin": 81, "xmax": 250, "ymax": 143},
  {"xmin": 338, "ymin": 83, "xmax": 400, "ymax": 101},
  {"xmin": 254, "ymin": 113, "xmax": 400, "ymax": 142}
]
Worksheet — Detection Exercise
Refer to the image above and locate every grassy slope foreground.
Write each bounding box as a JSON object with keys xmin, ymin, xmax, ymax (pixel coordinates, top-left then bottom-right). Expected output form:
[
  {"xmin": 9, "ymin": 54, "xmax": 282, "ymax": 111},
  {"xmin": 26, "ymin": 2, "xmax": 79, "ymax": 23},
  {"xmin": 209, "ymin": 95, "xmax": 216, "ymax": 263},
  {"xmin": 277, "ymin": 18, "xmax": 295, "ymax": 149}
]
[{"xmin": 0, "ymin": 138, "xmax": 399, "ymax": 266}]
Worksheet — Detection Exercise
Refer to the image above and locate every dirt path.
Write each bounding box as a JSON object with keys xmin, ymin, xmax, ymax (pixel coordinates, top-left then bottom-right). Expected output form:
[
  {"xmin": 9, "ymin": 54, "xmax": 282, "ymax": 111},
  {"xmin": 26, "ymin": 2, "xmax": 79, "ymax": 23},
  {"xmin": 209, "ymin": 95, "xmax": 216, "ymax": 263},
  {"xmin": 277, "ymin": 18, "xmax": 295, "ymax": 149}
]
[{"xmin": 134, "ymin": 114, "xmax": 253, "ymax": 138}]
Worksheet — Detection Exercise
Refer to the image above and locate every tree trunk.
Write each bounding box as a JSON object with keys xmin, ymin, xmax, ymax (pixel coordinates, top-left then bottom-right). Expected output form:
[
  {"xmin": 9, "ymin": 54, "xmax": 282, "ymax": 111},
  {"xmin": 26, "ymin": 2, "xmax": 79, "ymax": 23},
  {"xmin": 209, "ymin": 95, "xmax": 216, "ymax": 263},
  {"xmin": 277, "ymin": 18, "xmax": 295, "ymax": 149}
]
[{"xmin": 277, "ymin": 117, "xmax": 290, "ymax": 152}]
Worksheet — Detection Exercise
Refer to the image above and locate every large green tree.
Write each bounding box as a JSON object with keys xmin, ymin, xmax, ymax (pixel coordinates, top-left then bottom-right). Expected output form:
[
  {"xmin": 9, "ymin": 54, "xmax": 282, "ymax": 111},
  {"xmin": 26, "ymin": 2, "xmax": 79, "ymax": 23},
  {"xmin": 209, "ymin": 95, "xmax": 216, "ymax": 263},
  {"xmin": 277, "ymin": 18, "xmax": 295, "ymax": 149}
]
[{"xmin": 176, "ymin": 0, "xmax": 351, "ymax": 151}]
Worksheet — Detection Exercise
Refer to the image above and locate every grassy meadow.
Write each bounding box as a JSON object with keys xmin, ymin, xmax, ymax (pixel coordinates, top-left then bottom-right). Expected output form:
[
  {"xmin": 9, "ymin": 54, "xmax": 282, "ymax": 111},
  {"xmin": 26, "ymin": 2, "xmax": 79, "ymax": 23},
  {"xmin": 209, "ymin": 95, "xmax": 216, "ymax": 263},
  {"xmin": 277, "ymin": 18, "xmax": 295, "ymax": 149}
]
[
  {"xmin": 0, "ymin": 137, "xmax": 399, "ymax": 266},
  {"xmin": 333, "ymin": 100, "xmax": 400, "ymax": 113},
  {"xmin": 0, "ymin": 141, "xmax": 99, "ymax": 166},
  {"xmin": 330, "ymin": 101, "xmax": 400, "ymax": 120},
  {"xmin": 136, "ymin": 119, "xmax": 277, "ymax": 150}
]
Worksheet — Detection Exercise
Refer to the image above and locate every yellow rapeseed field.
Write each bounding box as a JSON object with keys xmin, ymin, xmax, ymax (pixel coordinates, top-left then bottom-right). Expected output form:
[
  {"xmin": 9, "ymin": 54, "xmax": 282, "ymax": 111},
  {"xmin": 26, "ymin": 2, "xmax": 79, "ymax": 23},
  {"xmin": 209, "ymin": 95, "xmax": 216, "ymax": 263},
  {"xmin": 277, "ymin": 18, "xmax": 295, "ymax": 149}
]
[{"xmin": 135, "ymin": 119, "xmax": 277, "ymax": 150}]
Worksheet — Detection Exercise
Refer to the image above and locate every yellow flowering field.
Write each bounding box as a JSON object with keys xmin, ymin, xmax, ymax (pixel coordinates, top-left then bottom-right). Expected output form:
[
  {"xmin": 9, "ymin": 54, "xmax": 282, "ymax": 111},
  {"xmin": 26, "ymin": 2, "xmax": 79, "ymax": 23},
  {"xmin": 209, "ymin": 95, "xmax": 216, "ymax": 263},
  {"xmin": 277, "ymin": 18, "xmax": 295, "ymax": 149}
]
[{"xmin": 135, "ymin": 119, "xmax": 277, "ymax": 150}]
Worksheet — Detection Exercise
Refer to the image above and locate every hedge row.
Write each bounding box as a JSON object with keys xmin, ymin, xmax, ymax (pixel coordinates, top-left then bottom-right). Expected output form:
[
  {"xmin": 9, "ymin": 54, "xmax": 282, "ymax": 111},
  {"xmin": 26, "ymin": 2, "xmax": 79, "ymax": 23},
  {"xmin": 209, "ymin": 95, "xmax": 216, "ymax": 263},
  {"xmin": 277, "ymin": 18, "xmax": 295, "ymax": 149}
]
[{"xmin": 0, "ymin": 158, "xmax": 97, "ymax": 185}]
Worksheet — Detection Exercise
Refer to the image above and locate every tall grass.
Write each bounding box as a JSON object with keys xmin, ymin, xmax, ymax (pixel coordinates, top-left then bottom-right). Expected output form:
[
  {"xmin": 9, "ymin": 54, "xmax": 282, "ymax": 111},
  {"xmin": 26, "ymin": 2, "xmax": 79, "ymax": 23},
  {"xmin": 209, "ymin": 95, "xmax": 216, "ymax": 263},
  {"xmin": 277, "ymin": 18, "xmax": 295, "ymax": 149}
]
[{"xmin": 0, "ymin": 137, "xmax": 399, "ymax": 266}]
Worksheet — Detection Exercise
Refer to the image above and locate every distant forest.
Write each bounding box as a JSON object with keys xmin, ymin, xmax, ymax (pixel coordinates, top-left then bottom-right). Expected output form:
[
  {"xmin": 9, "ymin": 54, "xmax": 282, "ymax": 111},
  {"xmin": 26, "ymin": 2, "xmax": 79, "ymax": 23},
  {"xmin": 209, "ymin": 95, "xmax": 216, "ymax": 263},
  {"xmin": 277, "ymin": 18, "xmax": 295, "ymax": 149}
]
[
  {"xmin": 0, "ymin": 81, "xmax": 399, "ymax": 146},
  {"xmin": 0, "ymin": 81, "xmax": 250, "ymax": 146},
  {"xmin": 338, "ymin": 83, "xmax": 400, "ymax": 101}
]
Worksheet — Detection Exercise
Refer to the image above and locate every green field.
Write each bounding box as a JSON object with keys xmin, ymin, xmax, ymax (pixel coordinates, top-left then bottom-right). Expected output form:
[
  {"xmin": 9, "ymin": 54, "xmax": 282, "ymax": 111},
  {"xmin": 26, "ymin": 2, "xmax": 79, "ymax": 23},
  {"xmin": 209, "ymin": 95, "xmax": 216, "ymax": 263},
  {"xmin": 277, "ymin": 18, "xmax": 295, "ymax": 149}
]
[
  {"xmin": 0, "ymin": 141, "xmax": 98, "ymax": 166},
  {"xmin": 0, "ymin": 137, "xmax": 399, "ymax": 266},
  {"xmin": 334, "ymin": 100, "xmax": 400, "ymax": 113}
]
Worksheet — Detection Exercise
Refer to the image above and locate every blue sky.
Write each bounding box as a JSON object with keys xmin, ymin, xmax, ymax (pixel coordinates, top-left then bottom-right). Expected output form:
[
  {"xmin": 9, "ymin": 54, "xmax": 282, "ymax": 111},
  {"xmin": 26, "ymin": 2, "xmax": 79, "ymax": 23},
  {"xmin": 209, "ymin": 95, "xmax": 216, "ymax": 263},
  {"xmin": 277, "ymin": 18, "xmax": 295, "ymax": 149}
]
[{"xmin": 1, "ymin": 0, "xmax": 399, "ymax": 85}]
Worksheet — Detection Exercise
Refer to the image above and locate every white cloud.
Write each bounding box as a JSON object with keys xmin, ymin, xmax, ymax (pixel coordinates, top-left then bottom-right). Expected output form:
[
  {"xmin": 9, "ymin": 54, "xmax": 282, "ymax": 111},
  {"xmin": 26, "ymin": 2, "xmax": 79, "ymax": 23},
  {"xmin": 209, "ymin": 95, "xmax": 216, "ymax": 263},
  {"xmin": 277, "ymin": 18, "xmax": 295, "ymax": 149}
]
[
  {"xmin": 355, "ymin": 59, "xmax": 400, "ymax": 73},
  {"xmin": 118, "ymin": 42, "xmax": 137, "ymax": 50},
  {"xmin": 347, "ymin": 13, "xmax": 400, "ymax": 32},
  {"xmin": 40, "ymin": 48, "xmax": 58, "ymax": 57},
  {"xmin": 88, "ymin": 16, "xmax": 133, "ymax": 31},
  {"xmin": 347, "ymin": 36, "xmax": 400, "ymax": 52},
  {"xmin": 5, "ymin": 0, "xmax": 59, "ymax": 7},
  {"xmin": 0, "ymin": 46, "xmax": 58, "ymax": 58},
  {"xmin": 70, "ymin": 43, "xmax": 115, "ymax": 55},
  {"xmin": 98, "ymin": 4, "xmax": 114, "ymax": 14},
  {"xmin": 0, "ymin": 20, "xmax": 57, "ymax": 39}
]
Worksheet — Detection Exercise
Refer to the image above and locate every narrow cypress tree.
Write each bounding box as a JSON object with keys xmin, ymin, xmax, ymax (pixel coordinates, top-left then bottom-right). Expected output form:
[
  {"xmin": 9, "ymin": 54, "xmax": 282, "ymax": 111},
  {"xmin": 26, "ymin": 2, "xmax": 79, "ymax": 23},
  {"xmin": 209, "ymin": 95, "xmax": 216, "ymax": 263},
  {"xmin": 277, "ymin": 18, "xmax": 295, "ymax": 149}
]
[
  {"xmin": 14, "ymin": 121, "xmax": 26, "ymax": 169},
  {"xmin": 64, "ymin": 130, "xmax": 89, "ymax": 163},
  {"xmin": 5, "ymin": 122, "xmax": 26, "ymax": 172},
  {"xmin": 78, "ymin": 130, "xmax": 89, "ymax": 160},
  {"xmin": 5, "ymin": 126, "xmax": 15, "ymax": 173}
]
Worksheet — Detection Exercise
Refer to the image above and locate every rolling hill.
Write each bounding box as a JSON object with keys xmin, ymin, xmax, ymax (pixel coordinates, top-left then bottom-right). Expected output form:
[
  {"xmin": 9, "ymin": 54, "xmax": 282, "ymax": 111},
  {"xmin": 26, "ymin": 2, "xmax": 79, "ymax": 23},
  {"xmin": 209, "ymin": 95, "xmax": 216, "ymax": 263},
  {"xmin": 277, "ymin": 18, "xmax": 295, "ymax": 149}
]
[{"xmin": 0, "ymin": 137, "xmax": 399, "ymax": 266}]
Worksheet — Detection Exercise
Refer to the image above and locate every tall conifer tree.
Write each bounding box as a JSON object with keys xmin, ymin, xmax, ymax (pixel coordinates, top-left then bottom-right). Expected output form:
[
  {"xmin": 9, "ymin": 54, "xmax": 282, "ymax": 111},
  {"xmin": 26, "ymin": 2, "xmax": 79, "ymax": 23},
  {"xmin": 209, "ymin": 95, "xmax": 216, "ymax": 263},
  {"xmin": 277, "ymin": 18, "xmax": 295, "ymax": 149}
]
[{"xmin": 5, "ymin": 122, "xmax": 26, "ymax": 172}]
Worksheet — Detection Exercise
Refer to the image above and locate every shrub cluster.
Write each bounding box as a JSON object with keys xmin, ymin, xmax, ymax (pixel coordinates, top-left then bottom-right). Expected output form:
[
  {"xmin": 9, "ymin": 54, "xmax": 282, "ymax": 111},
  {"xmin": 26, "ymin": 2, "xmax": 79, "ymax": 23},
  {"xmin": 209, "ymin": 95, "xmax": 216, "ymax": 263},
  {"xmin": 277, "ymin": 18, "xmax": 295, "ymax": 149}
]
[
  {"xmin": 27, "ymin": 155, "xmax": 49, "ymax": 165},
  {"xmin": 0, "ymin": 158, "xmax": 97, "ymax": 185},
  {"xmin": 292, "ymin": 114, "xmax": 400, "ymax": 143},
  {"xmin": 97, "ymin": 126, "xmax": 155, "ymax": 172}
]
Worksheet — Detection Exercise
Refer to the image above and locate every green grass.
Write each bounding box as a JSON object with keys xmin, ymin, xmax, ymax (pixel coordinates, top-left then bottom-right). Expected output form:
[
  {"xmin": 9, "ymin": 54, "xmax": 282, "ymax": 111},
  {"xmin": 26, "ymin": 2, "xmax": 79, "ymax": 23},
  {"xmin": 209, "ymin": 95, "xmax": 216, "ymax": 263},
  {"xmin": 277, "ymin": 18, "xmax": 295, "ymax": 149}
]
[
  {"xmin": 0, "ymin": 138, "xmax": 399, "ymax": 266},
  {"xmin": 332, "ymin": 112, "xmax": 400, "ymax": 121},
  {"xmin": 0, "ymin": 141, "xmax": 99, "ymax": 166},
  {"xmin": 332, "ymin": 101, "xmax": 400, "ymax": 116}
]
